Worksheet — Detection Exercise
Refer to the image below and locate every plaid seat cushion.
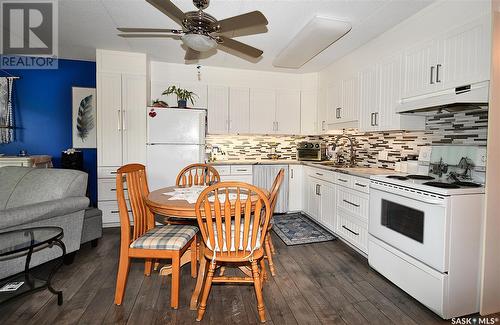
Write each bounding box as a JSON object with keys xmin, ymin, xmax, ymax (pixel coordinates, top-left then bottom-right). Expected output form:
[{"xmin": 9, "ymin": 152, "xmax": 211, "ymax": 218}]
[{"xmin": 130, "ymin": 225, "xmax": 198, "ymax": 250}]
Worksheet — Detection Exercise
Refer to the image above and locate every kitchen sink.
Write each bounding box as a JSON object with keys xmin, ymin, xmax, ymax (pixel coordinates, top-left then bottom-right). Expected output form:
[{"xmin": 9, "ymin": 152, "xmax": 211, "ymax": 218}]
[{"xmin": 315, "ymin": 161, "xmax": 355, "ymax": 168}]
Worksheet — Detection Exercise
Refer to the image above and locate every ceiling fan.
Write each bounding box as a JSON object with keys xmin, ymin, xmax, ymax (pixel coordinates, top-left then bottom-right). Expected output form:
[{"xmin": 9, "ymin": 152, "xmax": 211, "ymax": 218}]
[{"xmin": 118, "ymin": 0, "xmax": 268, "ymax": 60}]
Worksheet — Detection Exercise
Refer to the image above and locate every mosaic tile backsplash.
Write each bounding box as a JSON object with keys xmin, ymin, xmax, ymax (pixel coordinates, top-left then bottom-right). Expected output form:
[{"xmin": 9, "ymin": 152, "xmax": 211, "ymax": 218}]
[{"xmin": 206, "ymin": 108, "xmax": 488, "ymax": 169}]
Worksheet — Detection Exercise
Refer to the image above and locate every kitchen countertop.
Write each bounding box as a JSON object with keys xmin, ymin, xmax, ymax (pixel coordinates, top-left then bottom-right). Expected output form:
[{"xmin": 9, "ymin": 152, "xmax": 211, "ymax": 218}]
[{"xmin": 208, "ymin": 160, "xmax": 396, "ymax": 179}]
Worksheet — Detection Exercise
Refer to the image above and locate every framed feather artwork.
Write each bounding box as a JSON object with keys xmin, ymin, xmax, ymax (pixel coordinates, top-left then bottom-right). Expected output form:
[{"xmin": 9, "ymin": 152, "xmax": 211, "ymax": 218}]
[{"xmin": 72, "ymin": 87, "xmax": 97, "ymax": 148}]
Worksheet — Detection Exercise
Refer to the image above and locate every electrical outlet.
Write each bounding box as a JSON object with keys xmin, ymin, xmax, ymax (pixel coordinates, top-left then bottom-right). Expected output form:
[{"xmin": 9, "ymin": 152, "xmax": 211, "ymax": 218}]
[
  {"xmin": 378, "ymin": 150, "xmax": 388, "ymax": 161},
  {"xmin": 475, "ymin": 148, "xmax": 487, "ymax": 167},
  {"xmin": 418, "ymin": 146, "xmax": 432, "ymax": 162}
]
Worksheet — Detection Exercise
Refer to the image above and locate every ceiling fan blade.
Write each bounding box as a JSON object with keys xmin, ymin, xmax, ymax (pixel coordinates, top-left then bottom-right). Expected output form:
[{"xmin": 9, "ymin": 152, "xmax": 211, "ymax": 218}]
[
  {"xmin": 184, "ymin": 48, "xmax": 201, "ymax": 60},
  {"xmin": 214, "ymin": 11, "xmax": 268, "ymax": 33},
  {"xmin": 118, "ymin": 33, "xmax": 180, "ymax": 39},
  {"xmin": 146, "ymin": 0, "xmax": 185, "ymax": 26},
  {"xmin": 217, "ymin": 36, "xmax": 263, "ymax": 58},
  {"xmin": 117, "ymin": 27, "xmax": 182, "ymax": 33}
]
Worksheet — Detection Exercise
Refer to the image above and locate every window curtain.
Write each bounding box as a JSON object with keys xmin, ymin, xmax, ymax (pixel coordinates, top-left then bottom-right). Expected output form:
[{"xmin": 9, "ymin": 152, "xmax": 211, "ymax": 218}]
[{"xmin": 0, "ymin": 77, "xmax": 14, "ymax": 144}]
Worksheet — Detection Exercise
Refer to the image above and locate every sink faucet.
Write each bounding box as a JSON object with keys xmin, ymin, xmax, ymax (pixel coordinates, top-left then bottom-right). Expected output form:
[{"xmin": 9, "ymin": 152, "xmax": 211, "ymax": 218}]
[{"xmin": 333, "ymin": 135, "xmax": 356, "ymax": 167}]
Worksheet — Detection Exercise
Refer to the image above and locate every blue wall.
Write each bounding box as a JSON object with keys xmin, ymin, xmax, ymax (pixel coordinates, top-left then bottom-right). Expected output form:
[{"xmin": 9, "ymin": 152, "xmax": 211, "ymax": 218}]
[{"xmin": 0, "ymin": 59, "xmax": 97, "ymax": 206}]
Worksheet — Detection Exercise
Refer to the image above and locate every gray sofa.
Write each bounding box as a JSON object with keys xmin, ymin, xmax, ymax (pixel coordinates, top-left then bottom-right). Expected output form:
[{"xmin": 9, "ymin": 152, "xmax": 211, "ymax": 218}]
[{"xmin": 0, "ymin": 166, "xmax": 89, "ymax": 279}]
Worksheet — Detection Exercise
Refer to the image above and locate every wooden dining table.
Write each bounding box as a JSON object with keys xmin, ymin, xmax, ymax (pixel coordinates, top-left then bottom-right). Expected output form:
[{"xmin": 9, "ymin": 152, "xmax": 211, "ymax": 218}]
[{"xmin": 145, "ymin": 185, "xmax": 268, "ymax": 310}]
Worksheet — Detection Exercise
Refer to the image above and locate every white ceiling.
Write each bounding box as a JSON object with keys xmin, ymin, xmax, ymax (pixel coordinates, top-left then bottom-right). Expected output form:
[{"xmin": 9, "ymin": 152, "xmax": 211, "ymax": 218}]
[{"xmin": 58, "ymin": 0, "xmax": 435, "ymax": 73}]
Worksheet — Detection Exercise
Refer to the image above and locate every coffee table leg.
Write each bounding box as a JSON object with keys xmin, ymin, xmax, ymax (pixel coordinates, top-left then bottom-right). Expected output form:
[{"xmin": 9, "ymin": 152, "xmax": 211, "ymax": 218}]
[{"xmin": 46, "ymin": 239, "xmax": 66, "ymax": 305}]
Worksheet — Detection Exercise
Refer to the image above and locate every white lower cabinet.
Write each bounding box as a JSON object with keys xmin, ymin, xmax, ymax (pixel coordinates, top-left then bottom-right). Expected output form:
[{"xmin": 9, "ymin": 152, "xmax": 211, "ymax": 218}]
[
  {"xmin": 213, "ymin": 164, "xmax": 253, "ymax": 184},
  {"xmin": 288, "ymin": 165, "xmax": 303, "ymax": 212},
  {"xmin": 302, "ymin": 166, "xmax": 369, "ymax": 254}
]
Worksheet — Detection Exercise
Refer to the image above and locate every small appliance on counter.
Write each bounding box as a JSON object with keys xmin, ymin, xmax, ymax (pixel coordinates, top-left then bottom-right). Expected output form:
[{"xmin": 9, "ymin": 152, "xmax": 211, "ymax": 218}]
[{"xmin": 296, "ymin": 141, "xmax": 326, "ymax": 161}]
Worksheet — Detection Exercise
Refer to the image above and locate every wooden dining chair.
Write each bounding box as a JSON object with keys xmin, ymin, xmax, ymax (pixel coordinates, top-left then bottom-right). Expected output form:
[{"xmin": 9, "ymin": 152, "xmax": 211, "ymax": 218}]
[
  {"xmin": 264, "ymin": 168, "xmax": 285, "ymax": 277},
  {"xmin": 194, "ymin": 182, "xmax": 272, "ymax": 323},
  {"xmin": 176, "ymin": 163, "xmax": 220, "ymax": 187},
  {"xmin": 114, "ymin": 163, "xmax": 198, "ymax": 309}
]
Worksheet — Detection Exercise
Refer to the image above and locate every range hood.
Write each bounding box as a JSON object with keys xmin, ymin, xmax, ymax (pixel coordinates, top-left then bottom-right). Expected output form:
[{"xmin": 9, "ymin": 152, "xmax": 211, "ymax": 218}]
[{"xmin": 397, "ymin": 81, "xmax": 489, "ymax": 115}]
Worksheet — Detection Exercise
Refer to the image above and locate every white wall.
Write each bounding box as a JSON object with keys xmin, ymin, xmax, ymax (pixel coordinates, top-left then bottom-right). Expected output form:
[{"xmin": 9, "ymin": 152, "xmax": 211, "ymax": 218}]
[
  {"xmin": 150, "ymin": 61, "xmax": 318, "ymax": 102},
  {"xmin": 480, "ymin": 0, "xmax": 500, "ymax": 316}
]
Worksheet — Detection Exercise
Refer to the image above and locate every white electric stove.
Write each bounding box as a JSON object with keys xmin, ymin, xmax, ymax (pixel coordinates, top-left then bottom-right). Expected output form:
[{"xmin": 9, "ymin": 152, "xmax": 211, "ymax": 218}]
[{"xmin": 368, "ymin": 173, "xmax": 485, "ymax": 319}]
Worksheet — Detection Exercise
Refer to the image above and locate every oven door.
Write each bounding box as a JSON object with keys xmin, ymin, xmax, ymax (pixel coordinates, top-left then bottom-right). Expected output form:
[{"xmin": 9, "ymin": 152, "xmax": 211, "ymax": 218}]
[{"xmin": 369, "ymin": 184, "xmax": 449, "ymax": 273}]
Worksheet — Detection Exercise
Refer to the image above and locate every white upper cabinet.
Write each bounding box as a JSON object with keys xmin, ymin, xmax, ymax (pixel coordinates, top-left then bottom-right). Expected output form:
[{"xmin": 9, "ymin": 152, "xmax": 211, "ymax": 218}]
[
  {"xmin": 300, "ymin": 89, "xmax": 318, "ymax": 135},
  {"xmin": 122, "ymin": 74, "xmax": 147, "ymax": 165},
  {"xmin": 403, "ymin": 14, "xmax": 491, "ymax": 100},
  {"xmin": 379, "ymin": 55, "xmax": 402, "ymax": 130},
  {"xmin": 97, "ymin": 50, "xmax": 147, "ymax": 167},
  {"xmin": 276, "ymin": 89, "xmax": 301, "ymax": 134},
  {"xmin": 359, "ymin": 67, "xmax": 380, "ymax": 132},
  {"xmin": 402, "ymin": 39, "xmax": 440, "ymax": 99},
  {"xmin": 326, "ymin": 81, "xmax": 342, "ymax": 124},
  {"xmin": 97, "ymin": 72, "xmax": 122, "ymax": 167},
  {"xmin": 326, "ymin": 75, "xmax": 359, "ymax": 126},
  {"xmin": 341, "ymin": 74, "xmax": 360, "ymax": 123},
  {"xmin": 249, "ymin": 88, "xmax": 276, "ymax": 134},
  {"xmin": 228, "ymin": 87, "xmax": 250, "ymax": 134},
  {"xmin": 439, "ymin": 16, "xmax": 491, "ymax": 90},
  {"xmin": 207, "ymin": 85, "xmax": 229, "ymax": 134}
]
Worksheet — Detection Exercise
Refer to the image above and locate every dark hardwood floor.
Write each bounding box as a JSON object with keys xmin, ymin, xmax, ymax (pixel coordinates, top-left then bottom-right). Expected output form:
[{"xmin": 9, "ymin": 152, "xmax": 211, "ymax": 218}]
[{"xmin": 0, "ymin": 228, "xmax": 496, "ymax": 324}]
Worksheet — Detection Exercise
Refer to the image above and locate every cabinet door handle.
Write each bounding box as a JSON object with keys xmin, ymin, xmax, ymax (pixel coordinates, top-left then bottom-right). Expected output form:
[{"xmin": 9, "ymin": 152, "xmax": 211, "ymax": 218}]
[
  {"xmin": 343, "ymin": 199, "xmax": 360, "ymax": 207},
  {"xmin": 374, "ymin": 112, "xmax": 378, "ymax": 126},
  {"xmin": 436, "ymin": 64, "xmax": 441, "ymax": 83},
  {"xmin": 290, "ymin": 169, "xmax": 294, "ymax": 179},
  {"xmin": 370, "ymin": 113, "xmax": 374, "ymax": 126},
  {"xmin": 354, "ymin": 182, "xmax": 367, "ymax": 188},
  {"xmin": 236, "ymin": 169, "xmax": 248, "ymax": 172},
  {"xmin": 322, "ymin": 120, "xmax": 326, "ymax": 131},
  {"xmin": 342, "ymin": 225, "xmax": 359, "ymax": 236},
  {"xmin": 276, "ymin": 121, "xmax": 279, "ymax": 131},
  {"xmin": 122, "ymin": 110, "xmax": 127, "ymax": 131},
  {"xmin": 317, "ymin": 184, "xmax": 321, "ymax": 195},
  {"xmin": 117, "ymin": 109, "xmax": 122, "ymax": 131},
  {"xmin": 430, "ymin": 66, "xmax": 435, "ymax": 84},
  {"xmin": 315, "ymin": 172, "xmax": 323, "ymax": 176},
  {"xmin": 338, "ymin": 178, "xmax": 348, "ymax": 183}
]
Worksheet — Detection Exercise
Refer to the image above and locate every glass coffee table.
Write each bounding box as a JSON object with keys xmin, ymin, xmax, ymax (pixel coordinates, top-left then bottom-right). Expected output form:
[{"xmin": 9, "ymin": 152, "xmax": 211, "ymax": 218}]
[{"xmin": 0, "ymin": 227, "xmax": 66, "ymax": 305}]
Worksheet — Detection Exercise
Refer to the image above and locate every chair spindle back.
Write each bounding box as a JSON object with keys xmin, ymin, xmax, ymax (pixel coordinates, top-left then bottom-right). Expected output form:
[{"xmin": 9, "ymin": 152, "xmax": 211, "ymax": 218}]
[
  {"xmin": 176, "ymin": 164, "xmax": 220, "ymax": 187},
  {"xmin": 195, "ymin": 182, "xmax": 271, "ymax": 258}
]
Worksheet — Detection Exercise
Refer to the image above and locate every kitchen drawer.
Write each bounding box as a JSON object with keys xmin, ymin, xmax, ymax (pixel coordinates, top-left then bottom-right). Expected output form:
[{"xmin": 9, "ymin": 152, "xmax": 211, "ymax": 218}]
[
  {"xmin": 306, "ymin": 166, "xmax": 335, "ymax": 183},
  {"xmin": 220, "ymin": 174, "xmax": 253, "ymax": 184},
  {"xmin": 351, "ymin": 176, "xmax": 370, "ymax": 194},
  {"xmin": 336, "ymin": 187, "xmax": 369, "ymax": 221},
  {"xmin": 335, "ymin": 208, "xmax": 368, "ymax": 253},
  {"xmin": 230, "ymin": 165, "xmax": 253, "ymax": 175},
  {"xmin": 213, "ymin": 165, "xmax": 231, "ymax": 176},
  {"xmin": 99, "ymin": 200, "xmax": 132, "ymax": 226},
  {"xmin": 98, "ymin": 178, "xmax": 127, "ymax": 201},
  {"xmin": 98, "ymin": 166, "xmax": 119, "ymax": 179},
  {"xmin": 334, "ymin": 173, "xmax": 352, "ymax": 187}
]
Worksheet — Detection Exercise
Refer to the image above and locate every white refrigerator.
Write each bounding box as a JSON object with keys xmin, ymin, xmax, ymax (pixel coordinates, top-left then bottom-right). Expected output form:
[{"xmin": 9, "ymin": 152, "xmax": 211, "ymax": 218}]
[{"xmin": 146, "ymin": 108, "xmax": 206, "ymax": 190}]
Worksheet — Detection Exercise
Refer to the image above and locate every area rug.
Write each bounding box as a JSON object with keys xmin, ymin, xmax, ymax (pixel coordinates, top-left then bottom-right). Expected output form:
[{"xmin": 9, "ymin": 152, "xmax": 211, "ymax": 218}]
[{"xmin": 272, "ymin": 213, "xmax": 336, "ymax": 246}]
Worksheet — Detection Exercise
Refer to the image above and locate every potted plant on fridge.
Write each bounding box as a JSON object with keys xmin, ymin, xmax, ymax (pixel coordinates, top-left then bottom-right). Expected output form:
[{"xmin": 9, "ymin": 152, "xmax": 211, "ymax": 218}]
[{"xmin": 162, "ymin": 86, "xmax": 198, "ymax": 108}]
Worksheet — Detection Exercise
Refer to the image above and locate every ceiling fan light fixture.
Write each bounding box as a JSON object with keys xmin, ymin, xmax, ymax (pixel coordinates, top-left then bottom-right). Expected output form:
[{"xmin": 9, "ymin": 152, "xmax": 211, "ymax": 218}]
[
  {"xmin": 273, "ymin": 16, "xmax": 351, "ymax": 69},
  {"xmin": 181, "ymin": 33, "xmax": 217, "ymax": 52}
]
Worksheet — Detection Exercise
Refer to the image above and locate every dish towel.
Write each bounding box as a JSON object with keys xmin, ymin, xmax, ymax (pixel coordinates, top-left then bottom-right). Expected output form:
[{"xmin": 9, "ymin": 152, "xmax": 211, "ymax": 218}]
[{"xmin": 0, "ymin": 77, "xmax": 14, "ymax": 144}]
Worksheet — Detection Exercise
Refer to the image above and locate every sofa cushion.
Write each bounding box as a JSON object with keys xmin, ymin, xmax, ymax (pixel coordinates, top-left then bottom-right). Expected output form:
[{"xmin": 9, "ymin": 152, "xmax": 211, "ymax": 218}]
[
  {"xmin": 2, "ymin": 167, "xmax": 88, "ymax": 209},
  {"xmin": 0, "ymin": 167, "xmax": 33, "ymax": 209}
]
